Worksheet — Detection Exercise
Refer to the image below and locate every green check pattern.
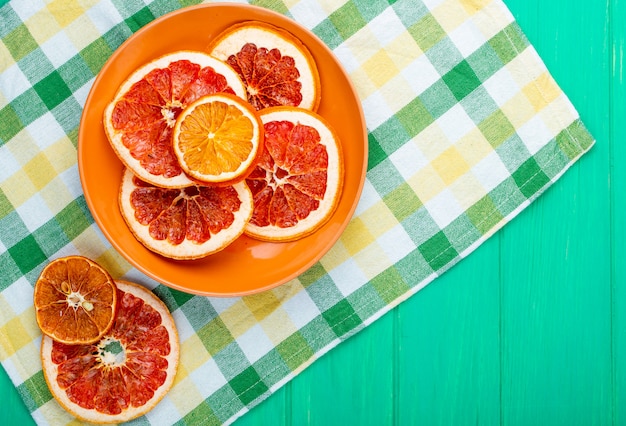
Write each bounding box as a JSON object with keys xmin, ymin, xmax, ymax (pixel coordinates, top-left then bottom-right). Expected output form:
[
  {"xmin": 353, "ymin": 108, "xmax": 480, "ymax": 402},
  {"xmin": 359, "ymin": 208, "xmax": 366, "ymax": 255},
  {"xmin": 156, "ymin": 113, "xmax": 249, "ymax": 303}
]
[{"xmin": 0, "ymin": 0, "xmax": 593, "ymax": 424}]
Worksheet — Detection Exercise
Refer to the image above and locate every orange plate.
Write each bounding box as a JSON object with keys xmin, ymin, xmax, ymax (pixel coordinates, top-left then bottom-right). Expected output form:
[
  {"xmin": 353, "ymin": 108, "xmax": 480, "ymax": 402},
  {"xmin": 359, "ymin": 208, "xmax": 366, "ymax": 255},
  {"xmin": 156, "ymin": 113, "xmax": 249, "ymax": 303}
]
[{"xmin": 78, "ymin": 4, "xmax": 367, "ymax": 297}]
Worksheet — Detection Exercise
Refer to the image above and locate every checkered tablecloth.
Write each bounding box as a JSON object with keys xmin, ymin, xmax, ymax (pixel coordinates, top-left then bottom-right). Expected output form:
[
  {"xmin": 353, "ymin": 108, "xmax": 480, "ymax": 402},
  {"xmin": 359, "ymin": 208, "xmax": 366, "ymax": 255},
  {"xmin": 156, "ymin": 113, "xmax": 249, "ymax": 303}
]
[{"xmin": 0, "ymin": 0, "xmax": 593, "ymax": 424}]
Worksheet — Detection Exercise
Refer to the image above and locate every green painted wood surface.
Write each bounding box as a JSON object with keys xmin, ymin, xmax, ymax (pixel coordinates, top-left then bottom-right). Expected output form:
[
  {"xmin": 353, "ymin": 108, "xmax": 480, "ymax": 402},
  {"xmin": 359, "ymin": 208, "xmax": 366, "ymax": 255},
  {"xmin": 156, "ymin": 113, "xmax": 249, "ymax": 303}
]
[{"xmin": 1, "ymin": 0, "xmax": 621, "ymax": 424}]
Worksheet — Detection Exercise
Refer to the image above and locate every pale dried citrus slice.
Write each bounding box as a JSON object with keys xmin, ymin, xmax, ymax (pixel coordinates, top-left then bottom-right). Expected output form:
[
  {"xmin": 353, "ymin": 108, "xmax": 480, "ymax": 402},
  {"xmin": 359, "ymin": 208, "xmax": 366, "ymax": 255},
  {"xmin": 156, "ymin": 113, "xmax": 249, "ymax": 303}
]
[
  {"xmin": 172, "ymin": 92, "xmax": 263, "ymax": 184},
  {"xmin": 34, "ymin": 256, "xmax": 117, "ymax": 345},
  {"xmin": 41, "ymin": 280, "xmax": 179, "ymax": 424},
  {"xmin": 119, "ymin": 168, "xmax": 253, "ymax": 259},
  {"xmin": 208, "ymin": 21, "xmax": 321, "ymax": 111},
  {"xmin": 245, "ymin": 106, "xmax": 343, "ymax": 241},
  {"xmin": 103, "ymin": 51, "xmax": 246, "ymax": 188}
]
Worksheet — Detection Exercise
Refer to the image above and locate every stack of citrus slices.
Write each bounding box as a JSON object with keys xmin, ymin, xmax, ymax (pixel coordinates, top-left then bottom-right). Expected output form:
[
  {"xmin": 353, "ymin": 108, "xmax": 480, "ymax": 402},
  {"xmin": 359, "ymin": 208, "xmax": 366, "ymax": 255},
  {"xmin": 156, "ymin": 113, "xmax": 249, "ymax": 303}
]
[
  {"xmin": 34, "ymin": 256, "xmax": 179, "ymax": 423},
  {"xmin": 104, "ymin": 20, "xmax": 343, "ymax": 260}
]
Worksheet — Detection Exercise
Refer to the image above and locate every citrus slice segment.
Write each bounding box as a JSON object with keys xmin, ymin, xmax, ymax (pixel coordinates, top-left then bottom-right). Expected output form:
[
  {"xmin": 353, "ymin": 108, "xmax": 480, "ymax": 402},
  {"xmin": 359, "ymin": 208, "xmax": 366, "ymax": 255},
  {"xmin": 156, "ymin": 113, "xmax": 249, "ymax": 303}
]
[
  {"xmin": 208, "ymin": 21, "xmax": 321, "ymax": 111},
  {"xmin": 119, "ymin": 168, "xmax": 253, "ymax": 259},
  {"xmin": 244, "ymin": 106, "xmax": 343, "ymax": 241},
  {"xmin": 172, "ymin": 93, "xmax": 263, "ymax": 184},
  {"xmin": 103, "ymin": 51, "xmax": 246, "ymax": 188},
  {"xmin": 41, "ymin": 280, "xmax": 179, "ymax": 424},
  {"xmin": 34, "ymin": 256, "xmax": 117, "ymax": 345}
]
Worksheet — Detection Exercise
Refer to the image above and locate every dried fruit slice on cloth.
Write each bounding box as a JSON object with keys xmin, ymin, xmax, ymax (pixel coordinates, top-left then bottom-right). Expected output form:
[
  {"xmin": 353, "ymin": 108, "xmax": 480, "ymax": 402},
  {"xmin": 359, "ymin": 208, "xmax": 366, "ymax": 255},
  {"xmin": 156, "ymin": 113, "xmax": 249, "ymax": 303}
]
[
  {"xmin": 245, "ymin": 106, "xmax": 343, "ymax": 241},
  {"xmin": 208, "ymin": 21, "xmax": 321, "ymax": 111},
  {"xmin": 41, "ymin": 280, "xmax": 179, "ymax": 424},
  {"xmin": 119, "ymin": 168, "xmax": 253, "ymax": 259},
  {"xmin": 172, "ymin": 93, "xmax": 263, "ymax": 184},
  {"xmin": 34, "ymin": 256, "xmax": 117, "ymax": 345},
  {"xmin": 103, "ymin": 51, "xmax": 246, "ymax": 188}
]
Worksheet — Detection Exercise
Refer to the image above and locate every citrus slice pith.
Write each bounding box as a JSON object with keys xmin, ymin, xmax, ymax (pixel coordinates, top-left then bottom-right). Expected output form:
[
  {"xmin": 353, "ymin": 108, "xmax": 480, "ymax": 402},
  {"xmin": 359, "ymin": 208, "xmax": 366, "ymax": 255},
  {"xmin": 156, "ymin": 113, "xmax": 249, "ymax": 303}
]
[
  {"xmin": 172, "ymin": 92, "xmax": 264, "ymax": 184},
  {"xmin": 41, "ymin": 280, "xmax": 179, "ymax": 424},
  {"xmin": 208, "ymin": 21, "xmax": 321, "ymax": 111},
  {"xmin": 245, "ymin": 106, "xmax": 343, "ymax": 242},
  {"xmin": 103, "ymin": 51, "xmax": 246, "ymax": 188},
  {"xmin": 34, "ymin": 256, "xmax": 117, "ymax": 345},
  {"xmin": 119, "ymin": 168, "xmax": 253, "ymax": 259}
]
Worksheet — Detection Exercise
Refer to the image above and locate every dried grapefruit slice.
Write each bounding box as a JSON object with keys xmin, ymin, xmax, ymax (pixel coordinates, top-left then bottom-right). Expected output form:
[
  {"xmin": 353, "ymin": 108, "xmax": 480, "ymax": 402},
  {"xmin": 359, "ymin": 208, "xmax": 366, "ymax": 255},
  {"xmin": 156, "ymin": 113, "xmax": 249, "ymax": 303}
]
[
  {"xmin": 103, "ymin": 51, "xmax": 246, "ymax": 188},
  {"xmin": 208, "ymin": 21, "xmax": 321, "ymax": 111},
  {"xmin": 119, "ymin": 168, "xmax": 253, "ymax": 259},
  {"xmin": 34, "ymin": 256, "xmax": 117, "ymax": 345},
  {"xmin": 245, "ymin": 107, "xmax": 343, "ymax": 241},
  {"xmin": 172, "ymin": 93, "xmax": 263, "ymax": 184},
  {"xmin": 41, "ymin": 280, "xmax": 179, "ymax": 424}
]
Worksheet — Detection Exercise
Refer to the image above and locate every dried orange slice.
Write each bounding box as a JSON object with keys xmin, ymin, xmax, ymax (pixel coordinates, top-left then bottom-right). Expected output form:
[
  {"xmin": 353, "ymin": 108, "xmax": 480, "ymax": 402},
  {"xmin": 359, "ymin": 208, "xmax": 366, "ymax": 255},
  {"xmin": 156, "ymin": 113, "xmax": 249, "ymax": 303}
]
[
  {"xmin": 34, "ymin": 256, "xmax": 117, "ymax": 345},
  {"xmin": 208, "ymin": 21, "xmax": 321, "ymax": 111},
  {"xmin": 245, "ymin": 106, "xmax": 343, "ymax": 241},
  {"xmin": 103, "ymin": 51, "xmax": 246, "ymax": 188},
  {"xmin": 119, "ymin": 168, "xmax": 253, "ymax": 259},
  {"xmin": 172, "ymin": 92, "xmax": 263, "ymax": 184},
  {"xmin": 41, "ymin": 280, "xmax": 179, "ymax": 424}
]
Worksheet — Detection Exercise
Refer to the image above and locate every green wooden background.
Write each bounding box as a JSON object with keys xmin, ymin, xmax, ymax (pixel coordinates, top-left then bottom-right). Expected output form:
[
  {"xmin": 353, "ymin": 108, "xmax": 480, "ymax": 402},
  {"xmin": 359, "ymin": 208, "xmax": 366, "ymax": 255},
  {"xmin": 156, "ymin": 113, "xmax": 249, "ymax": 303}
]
[{"xmin": 1, "ymin": 0, "xmax": 621, "ymax": 424}]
